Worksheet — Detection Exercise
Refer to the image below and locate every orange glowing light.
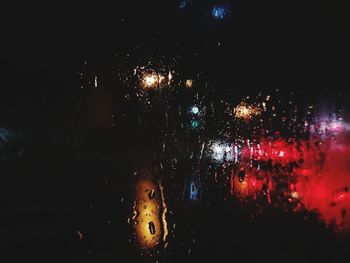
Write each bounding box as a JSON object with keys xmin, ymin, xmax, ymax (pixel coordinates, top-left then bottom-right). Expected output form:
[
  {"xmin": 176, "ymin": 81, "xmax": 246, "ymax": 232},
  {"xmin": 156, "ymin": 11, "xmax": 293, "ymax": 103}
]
[
  {"xmin": 139, "ymin": 68, "xmax": 174, "ymax": 90},
  {"xmin": 159, "ymin": 181, "xmax": 168, "ymax": 244},
  {"xmin": 167, "ymin": 71, "xmax": 173, "ymax": 85},
  {"xmin": 185, "ymin": 79, "xmax": 193, "ymax": 88},
  {"xmin": 133, "ymin": 177, "xmax": 161, "ymax": 249},
  {"xmin": 234, "ymin": 102, "xmax": 260, "ymax": 120},
  {"xmin": 142, "ymin": 73, "xmax": 159, "ymax": 89},
  {"xmin": 132, "ymin": 170, "xmax": 168, "ymax": 250}
]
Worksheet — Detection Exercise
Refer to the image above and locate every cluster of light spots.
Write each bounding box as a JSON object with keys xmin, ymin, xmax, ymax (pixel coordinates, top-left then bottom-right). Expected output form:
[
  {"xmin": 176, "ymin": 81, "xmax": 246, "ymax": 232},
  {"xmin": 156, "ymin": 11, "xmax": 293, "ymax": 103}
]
[
  {"xmin": 113, "ymin": 54, "xmax": 350, "ymax": 234},
  {"xmin": 209, "ymin": 141, "xmax": 233, "ymax": 162},
  {"xmin": 139, "ymin": 69, "xmax": 174, "ymax": 90},
  {"xmin": 188, "ymin": 104, "xmax": 204, "ymax": 130},
  {"xmin": 222, "ymin": 109, "xmax": 350, "ymax": 232},
  {"xmin": 311, "ymin": 114, "xmax": 345, "ymax": 137},
  {"xmin": 237, "ymin": 138, "xmax": 300, "ymax": 165},
  {"xmin": 234, "ymin": 102, "xmax": 261, "ymax": 120},
  {"xmin": 212, "ymin": 5, "xmax": 231, "ymax": 20},
  {"xmin": 142, "ymin": 72, "xmax": 159, "ymax": 90}
]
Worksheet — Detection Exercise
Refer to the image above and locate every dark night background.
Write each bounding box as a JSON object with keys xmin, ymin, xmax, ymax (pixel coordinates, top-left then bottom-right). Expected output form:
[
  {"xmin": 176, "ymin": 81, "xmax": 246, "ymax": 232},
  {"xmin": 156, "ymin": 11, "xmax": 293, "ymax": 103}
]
[{"xmin": 1, "ymin": 1, "xmax": 350, "ymax": 262}]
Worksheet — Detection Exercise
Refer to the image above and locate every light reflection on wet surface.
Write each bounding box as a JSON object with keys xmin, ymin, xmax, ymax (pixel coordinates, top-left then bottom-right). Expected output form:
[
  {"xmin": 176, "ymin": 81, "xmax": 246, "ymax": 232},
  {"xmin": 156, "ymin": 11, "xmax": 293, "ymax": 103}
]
[{"xmin": 132, "ymin": 168, "xmax": 168, "ymax": 251}]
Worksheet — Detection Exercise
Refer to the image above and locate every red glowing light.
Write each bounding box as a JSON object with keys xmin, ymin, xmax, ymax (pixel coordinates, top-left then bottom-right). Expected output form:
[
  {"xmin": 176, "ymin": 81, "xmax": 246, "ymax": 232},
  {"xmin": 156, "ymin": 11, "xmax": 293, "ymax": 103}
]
[{"xmin": 229, "ymin": 125, "xmax": 350, "ymax": 232}]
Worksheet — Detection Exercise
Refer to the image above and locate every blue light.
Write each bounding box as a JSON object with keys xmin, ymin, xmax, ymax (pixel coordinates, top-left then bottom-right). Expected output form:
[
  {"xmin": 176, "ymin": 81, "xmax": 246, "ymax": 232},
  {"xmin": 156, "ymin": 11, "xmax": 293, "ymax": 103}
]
[
  {"xmin": 212, "ymin": 5, "xmax": 230, "ymax": 19},
  {"xmin": 179, "ymin": 0, "xmax": 190, "ymax": 9},
  {"xmin": 190, "ymin": 182, "xmax": 199, "ymax": 201}
]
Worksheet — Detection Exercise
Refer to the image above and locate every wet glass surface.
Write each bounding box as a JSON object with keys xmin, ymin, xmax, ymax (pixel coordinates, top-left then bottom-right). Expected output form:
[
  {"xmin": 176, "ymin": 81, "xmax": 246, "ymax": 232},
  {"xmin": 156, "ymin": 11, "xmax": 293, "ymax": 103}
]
[{"xmin": 2, "ymin": 1, "xmax": 350, "ymax": 262}]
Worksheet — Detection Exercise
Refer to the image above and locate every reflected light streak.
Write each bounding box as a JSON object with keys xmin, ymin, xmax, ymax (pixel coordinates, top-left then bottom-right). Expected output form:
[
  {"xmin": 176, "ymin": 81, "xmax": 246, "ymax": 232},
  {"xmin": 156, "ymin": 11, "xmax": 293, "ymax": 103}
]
[
  {"xmin": 133, "ymin": 177, "xmax": 162, "ymax": 249},
  {"xmin": 159, "ymin": 181, "xmax": 168, "ymax": 244}
]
